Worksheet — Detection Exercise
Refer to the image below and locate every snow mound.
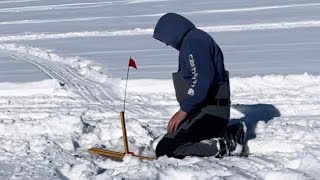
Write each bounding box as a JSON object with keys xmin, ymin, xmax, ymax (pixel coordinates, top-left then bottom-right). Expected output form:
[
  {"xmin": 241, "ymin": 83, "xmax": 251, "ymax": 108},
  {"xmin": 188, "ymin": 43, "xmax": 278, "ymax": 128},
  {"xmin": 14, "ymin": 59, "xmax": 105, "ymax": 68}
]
[{"xmin": 0, "ymin": 79, "xmax": 63, "ymax": 97}]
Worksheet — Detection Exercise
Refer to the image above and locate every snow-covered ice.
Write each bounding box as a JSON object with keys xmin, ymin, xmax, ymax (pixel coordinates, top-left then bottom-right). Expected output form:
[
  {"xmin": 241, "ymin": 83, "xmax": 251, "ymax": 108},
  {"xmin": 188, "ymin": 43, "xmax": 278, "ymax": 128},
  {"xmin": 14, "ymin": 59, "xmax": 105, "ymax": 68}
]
[{"xmin": 0, "ymin": 0, "xmax": 320, "ymax": 179}]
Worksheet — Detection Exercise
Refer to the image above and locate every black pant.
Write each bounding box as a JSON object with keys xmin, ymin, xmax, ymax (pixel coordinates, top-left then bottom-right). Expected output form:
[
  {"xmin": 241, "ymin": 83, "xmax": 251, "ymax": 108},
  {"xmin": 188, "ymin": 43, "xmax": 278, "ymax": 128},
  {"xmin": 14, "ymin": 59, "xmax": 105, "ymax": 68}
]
[{"xmin": 156, "ymin": 114, "xmax": 228, "ymax": 158}]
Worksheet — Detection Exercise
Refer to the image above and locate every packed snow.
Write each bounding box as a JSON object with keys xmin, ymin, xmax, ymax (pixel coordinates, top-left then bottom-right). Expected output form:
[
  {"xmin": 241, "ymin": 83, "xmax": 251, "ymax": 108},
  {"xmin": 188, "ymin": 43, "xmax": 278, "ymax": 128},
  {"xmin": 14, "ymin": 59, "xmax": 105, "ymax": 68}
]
[
  {"xmin": 0, "ymin": 0, "xmax": 320, "ymax": 179},
  {"xmin": 0, "ymin": 79, "xmax": 62, "ymax": 97}
]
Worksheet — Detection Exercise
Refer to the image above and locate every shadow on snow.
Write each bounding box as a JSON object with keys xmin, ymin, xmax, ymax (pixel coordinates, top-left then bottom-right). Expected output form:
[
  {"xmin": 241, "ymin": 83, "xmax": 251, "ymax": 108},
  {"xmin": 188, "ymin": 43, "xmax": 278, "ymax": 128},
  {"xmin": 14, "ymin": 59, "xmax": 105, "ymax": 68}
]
[{"xmin": 230, "ymin": 104, "xmax": 281, "ymax": 141}]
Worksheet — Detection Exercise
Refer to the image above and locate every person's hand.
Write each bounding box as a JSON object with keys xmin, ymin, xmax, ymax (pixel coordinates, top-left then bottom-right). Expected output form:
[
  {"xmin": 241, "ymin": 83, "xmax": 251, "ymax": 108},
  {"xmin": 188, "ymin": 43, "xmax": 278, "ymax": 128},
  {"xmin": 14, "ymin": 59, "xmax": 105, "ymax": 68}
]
[{"xmin": 167, "ymin": 109, "xmax": 187, "ymax": 133}]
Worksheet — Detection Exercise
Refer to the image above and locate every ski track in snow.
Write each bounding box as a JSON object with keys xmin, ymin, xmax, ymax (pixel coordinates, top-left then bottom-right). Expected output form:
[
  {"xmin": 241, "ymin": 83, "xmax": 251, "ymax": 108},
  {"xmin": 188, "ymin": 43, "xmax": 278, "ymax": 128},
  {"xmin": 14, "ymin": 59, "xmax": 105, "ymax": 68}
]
[
  {"xmin": 0, "ymin": 1, "xmax": 123, "ymax": 13},
  {"xmin": 0, "ymin": 0, "xmax": 41, "ymax": 4},
  {"xmin": 1, "ymin": 20, "xmax": 320, "ymax": 42},
  {"xmin": 2, "ymin": 50, "xmax": 128, "ymax": 110},
  {"xmin": 1, "ymin": 2, "xmax": 319, "ymax": 24},
  {"xmin": 0, "ymin": 0, "xmax": 173, "ymax": 13}
]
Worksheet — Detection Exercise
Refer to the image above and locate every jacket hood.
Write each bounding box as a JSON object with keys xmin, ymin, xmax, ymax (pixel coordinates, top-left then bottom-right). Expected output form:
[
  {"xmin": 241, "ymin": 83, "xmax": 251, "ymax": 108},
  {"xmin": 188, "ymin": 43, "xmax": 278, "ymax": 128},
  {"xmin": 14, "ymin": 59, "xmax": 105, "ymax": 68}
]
[{"xmin": 153, "ymin": 13, "xmax": 195, "ymax": 50}]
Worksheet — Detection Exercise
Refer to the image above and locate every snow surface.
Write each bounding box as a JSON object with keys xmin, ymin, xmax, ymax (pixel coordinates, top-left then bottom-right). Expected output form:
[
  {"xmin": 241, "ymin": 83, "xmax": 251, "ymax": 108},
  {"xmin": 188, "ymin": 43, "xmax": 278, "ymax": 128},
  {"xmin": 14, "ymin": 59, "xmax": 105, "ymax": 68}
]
[
  {"xmin": 0, "ymin": 79, "xmax": 63, "ymax": 97},
  {"xmin": 0, "ymin": 0, "xmax": 320, "ymax": 179}
]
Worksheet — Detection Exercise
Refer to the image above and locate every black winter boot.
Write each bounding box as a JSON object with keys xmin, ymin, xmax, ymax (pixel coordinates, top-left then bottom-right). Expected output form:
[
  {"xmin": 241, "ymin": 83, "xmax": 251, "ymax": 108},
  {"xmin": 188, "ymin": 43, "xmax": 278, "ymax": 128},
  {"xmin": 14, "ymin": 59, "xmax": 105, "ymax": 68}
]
[
  {"xmin": 225, "ymin": 121, "xmax": 247, "ymax": 146},
  {"xmin": 215, "ymin": 138, "xmax": 244, "ymax": 158}
]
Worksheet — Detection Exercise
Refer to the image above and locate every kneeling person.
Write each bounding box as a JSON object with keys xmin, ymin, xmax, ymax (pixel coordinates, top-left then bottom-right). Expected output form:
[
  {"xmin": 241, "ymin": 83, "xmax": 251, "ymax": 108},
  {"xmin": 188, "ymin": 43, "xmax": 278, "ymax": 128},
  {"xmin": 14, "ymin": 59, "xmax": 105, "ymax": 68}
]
[{"xmin": 153, "ymin": 13, "xmax": 246, "ymax": 158}]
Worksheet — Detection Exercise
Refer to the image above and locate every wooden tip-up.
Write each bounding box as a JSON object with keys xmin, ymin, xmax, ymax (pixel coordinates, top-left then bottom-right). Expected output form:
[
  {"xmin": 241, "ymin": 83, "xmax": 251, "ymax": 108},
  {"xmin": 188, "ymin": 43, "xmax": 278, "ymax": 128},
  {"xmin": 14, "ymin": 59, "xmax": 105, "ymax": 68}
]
[{"xmin": 88, "ymin": 111, "xmax": 155, "ymax": 161}]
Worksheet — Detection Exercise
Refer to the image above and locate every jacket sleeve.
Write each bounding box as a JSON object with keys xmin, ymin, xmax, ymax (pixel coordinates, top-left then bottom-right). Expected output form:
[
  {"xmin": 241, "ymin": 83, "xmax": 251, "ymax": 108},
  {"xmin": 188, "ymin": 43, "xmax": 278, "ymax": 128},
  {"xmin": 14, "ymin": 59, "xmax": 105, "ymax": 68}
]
[{"xmin": 179, "ymin": 38, "xmax": 214, "ymax": 114}]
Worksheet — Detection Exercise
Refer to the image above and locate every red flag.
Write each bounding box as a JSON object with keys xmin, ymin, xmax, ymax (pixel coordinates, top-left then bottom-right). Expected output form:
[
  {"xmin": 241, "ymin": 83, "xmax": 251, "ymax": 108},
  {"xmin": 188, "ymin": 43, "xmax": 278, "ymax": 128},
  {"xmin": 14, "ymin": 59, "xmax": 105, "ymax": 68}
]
[{"xmin": 128, "ymin": 58, "xmax": 137, "ymax": 69}]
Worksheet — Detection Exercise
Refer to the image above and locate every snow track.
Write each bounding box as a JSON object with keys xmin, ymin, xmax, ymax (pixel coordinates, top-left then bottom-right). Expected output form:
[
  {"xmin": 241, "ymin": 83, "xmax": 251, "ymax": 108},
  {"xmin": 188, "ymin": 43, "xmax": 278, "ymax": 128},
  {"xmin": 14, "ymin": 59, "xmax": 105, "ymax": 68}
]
[
  {"xmin": 1, "ymin": 49, "xmax": 118, "ymax": 106},
  {"xmin": 0, "ymin": 1, "xmax": 124, "ymax": 13},
  {"xmin": 1, "ymin": 2, "xmax": 319, "ymax": 25},
  {"xmin": 0, "ymin": 0, "xmax": 41, "ymax": 4},
  {"xmin": 0, "ymin": 0, "xmax": 174, "ymax": 13},
  {"xmin": 1, "ymin": 20, "xmax": 320, "ymax": 42}
]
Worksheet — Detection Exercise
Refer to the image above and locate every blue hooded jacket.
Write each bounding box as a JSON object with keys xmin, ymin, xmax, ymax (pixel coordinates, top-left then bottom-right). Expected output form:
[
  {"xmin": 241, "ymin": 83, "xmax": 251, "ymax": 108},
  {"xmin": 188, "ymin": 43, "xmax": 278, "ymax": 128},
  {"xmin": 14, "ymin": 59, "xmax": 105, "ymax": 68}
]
[{"xmin": 153, "ymin": 13, "xmax": 226, "ymax": 114}]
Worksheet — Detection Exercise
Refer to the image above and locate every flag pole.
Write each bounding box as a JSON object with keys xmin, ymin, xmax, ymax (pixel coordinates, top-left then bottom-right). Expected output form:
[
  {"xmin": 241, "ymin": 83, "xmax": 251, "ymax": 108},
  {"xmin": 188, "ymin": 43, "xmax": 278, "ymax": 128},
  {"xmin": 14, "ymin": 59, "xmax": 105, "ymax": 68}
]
[
  {"xmin": 122, "ymin": 57, "xmax": 134, "ymax": 154},
  {"xmin": 123, "ymin": 58, "xmax": 131, "ymax": 112}
]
